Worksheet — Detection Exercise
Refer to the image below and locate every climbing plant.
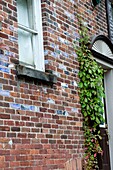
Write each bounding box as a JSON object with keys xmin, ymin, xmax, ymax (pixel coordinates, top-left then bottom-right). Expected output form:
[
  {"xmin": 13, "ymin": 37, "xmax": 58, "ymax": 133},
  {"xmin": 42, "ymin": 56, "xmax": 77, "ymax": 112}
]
[{"xmin": 74, "ymin": 18, "xmax": 105, "ymax": 169}]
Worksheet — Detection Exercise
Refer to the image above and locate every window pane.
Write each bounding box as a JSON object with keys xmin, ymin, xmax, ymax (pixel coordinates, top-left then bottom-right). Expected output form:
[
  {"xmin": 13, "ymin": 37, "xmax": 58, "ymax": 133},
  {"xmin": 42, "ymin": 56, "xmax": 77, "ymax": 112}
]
[
  {"xmin": 27, "ymin": 0, "xmax": 33, "ymax": 29},
  {"xmin": 18, "ymin": 29, "xmax": 34, "ymax": 65},
  {"xmin": 17, "ymin": 0, "xmax": 29, "ymax": 27},
  {"xmin": 17, "ymin": 0, "xmax": 34, "ymax": 66}
]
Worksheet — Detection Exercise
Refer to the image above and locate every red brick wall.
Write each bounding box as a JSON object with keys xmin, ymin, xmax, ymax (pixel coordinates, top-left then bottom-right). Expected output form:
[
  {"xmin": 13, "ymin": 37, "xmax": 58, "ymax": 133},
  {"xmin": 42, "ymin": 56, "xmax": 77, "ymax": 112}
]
[{"xmin": 0, "ymin": 0, "xmax": 107, "ymax": 169}]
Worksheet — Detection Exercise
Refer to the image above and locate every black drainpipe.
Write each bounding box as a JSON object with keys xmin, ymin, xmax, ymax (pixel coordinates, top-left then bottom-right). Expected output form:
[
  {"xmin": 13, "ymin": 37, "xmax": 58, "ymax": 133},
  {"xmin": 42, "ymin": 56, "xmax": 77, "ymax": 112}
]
[{"xmin": 105, "ymin": 0, "xmax": 112, "ymax": 40}]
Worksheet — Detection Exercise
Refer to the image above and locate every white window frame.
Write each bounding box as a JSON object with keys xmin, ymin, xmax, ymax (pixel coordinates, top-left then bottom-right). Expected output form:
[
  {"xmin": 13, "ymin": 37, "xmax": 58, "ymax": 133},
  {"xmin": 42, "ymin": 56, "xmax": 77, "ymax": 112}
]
[
  {"xmin": 17, "ymin": 0, "xmax": 45, "ymax": 72},
  {"xmin": 99, "ymin": 97, "xmax": 106, "ymax": 128}
]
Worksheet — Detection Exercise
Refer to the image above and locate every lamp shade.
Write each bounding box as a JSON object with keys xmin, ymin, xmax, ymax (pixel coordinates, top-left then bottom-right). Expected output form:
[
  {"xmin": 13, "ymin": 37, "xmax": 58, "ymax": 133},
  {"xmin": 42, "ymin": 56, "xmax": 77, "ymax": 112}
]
[
  {"xmin": 110, "ymin": 0, "xmax": 113, "ymax": 3},
  {"xmin": 92, "ymin": 0, "xmax": 101, "ymax": 6}
]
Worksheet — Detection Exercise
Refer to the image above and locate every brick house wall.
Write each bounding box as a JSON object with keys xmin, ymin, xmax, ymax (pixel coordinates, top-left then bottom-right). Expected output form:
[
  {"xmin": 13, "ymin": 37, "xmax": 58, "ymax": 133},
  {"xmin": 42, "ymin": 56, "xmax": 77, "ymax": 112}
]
[{"xmin": 0, "ymin": 0, "xmax": 108, "ymax": 170}]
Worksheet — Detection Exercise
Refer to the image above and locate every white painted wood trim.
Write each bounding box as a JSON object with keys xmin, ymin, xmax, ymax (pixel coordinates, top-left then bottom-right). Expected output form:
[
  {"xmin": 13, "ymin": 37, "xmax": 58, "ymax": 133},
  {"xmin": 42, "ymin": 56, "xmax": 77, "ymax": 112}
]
[
  {"xmin": 33, "ymin": 0, "xmax": 45, "ymax": 71},
  {"xmin": 18, "ymin": 23, "xmax": 38, "ymax": 34}
]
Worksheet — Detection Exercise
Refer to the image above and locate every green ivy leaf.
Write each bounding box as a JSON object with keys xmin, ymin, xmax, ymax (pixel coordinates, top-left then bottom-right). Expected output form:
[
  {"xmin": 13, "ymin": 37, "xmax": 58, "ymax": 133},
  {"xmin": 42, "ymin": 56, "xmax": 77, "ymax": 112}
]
[
  {"xmin": 79, "ymin": 82, "xmax": 83, "ymax": 88},
  {"xmin": 96, "ymin": 117, "xmax": 100, "ymax": 124}
]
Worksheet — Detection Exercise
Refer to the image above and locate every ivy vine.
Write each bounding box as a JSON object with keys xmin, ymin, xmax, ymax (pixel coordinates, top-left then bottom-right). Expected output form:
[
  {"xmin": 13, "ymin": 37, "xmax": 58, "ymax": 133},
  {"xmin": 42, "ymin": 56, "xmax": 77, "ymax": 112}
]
[{"xmin": 75, "ymin": 19, "xmax": 105, "ymax": 169}]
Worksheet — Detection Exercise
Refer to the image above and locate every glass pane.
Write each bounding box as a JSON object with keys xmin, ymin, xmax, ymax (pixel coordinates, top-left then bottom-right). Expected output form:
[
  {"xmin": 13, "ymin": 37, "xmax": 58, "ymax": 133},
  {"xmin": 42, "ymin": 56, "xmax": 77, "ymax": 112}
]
[
  {"xmin": 18, "ymin": 28, "xmax": 34, "ymax": 65},
  {"xmin": 17, "ymin": 0, "xmax": 34, "ymax": 66},
  {"xmin": 27, "ymin": 0, "xmax": 33, "ymax": 29},
  {"xmin": 17, "ymin": 0, "xmax": 28, "ymax": 27},
  {"xmin": 17, "ymin": 0, "xmax": 33, "ymax": 29}
]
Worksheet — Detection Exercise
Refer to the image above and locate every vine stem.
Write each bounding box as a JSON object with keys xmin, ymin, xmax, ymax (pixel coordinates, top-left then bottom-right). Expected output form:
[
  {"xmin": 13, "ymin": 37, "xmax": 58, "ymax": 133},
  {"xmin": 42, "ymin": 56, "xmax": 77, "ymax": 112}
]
[{"xmin": 75, "ymin": 16, "xmax": 105, "ymax": 170}]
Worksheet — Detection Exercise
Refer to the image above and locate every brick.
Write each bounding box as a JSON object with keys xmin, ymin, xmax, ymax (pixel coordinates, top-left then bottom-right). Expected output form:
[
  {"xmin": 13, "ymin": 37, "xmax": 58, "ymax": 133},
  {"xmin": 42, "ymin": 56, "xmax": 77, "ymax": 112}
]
[
  {"xmin": 52, "ymin": 124, "xmax": 58, "ymax": 129},
  {"xmin": 39, "ymin": 149, "xmax": 47, "ymax": 154},
  {"xmin": 0, "ymin": 114, "xmax": 10, "ymax": 119},
  {"xmin": 0, "ymin": 126, "xmax": 10, "ymax": 131},
  {"xmin": 0, "ymin": 150, "xmax": 10, "ymax": 155},
  {"xmin": 28, "ymin": 134, "xmax": 36, "ymax": 138},
  {"xmin": 11, "ymin": 115, "xmax": 20, "ymax": 120},
  {"xmin": 0, "ymin": 120, "xmax": 3, "ymax": 125},
  {"xmin": 11, "ymin": 126, "xmax": 20, "ymax": 132},
  {"xmin": 0, "ymin": 156, "xmax": 5, "ymax": 162},
  {"xmin": 20, "ymin": 161, "xmax": 30, "ymax": 167},
  {"xmin": 40, "ymin": 107, "xmax": 47, "ymax": 112},
  {"xmin": 3, "ymin": 85, "xmax": 13, "ymax": 91},
  {"xmin": 7, "ymin": 133, "xmax": 16, "ymax": 137},
  {"xmin": 36, "ymin": 134, "xmax": 45, "ymax": 139},
  {"xmin": 41, "ymin": 139, "xmax": 48, "ymax": 143},
  {"xmin": 31, "ymin": 128, "xmax": 39, "ymax": 133},
  {"xmin": 22, "ymin": 127, "xmax": 30, "ymax": 132},
  {"xmin": 0, "ymin": 32, "xmax": 8, "ymax": 39},
  {"xmin": 4, "ymin": 120, "xmax": 14, "ymax": 126},
  {"xmin": 21, "ymin": 116, "xmax": 30, "ymax": 121},
  {"xmin": 35, "ymin": 123, "xmax": 42, "ymax": 127},
  {"xmin": 52, "ymin": 114, "xmax": 59, "ymax": 119},
  {"xmin": 4, "ymin": 97, "xmax": 14, "ymax": 102},
  {"xmin": 18, "ymin": 133, "xmax": 27, "ymax": 138},
  {"xmin": 15, "ymin": 121, "xmax": 25, "ymax": 126},
  {"xmin": 0, "ymin": 162, "xmax": 6, "ymax": 169},
  {"xmin": 35, "ymin": 112, "xmax": 43, "ymax": 117},
  {"xmin": 26, "ymin": 122, "xmax": 34, "ymax": 127},
  {"xmin": 10, "ymin": 161, "xmax": 20, "ymax": 167},
  {"xmin": 0, "ymin": 132, "xmax": 6, "ymax": 137},
  {"xmin": 32, "ymin": 144, "xmax": 43, "ymax": 149},
  {"xmin": 46, "ymin": 134, "xmax": 53, "ymax": 138},
  {"xmin": 5, "ymin": 108, "xmax": 15, "ymax": 114},
  {"xmin": 5, "ymin": 155, "xmax": 15, "ymax": 161},
  {"xmin": 43, "ymin": 124, "xmax": 51, "ymax": 128},
  {"xmin": 8, "ymin": 4, "xmax": 17, "ymax": 11},
  {"xmin": 21, "ymin": 139, "xmax": 30, "ymax": 144},
  {"xmin": 49, "ymin": 140, "xmax": 56, "ymax": 144}
]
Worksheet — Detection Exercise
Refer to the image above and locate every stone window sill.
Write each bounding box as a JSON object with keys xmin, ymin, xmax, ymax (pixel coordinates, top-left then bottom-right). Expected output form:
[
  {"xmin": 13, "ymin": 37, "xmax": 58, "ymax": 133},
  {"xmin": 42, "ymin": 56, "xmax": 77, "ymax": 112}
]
[{"xmin": 16, "ymin": 65, "xmax": 57, "ymax": 84}]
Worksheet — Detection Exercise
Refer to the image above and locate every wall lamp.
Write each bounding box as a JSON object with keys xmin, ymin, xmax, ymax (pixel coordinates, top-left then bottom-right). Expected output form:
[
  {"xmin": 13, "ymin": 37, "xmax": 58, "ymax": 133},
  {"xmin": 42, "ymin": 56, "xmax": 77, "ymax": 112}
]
[{"xmin": 92, "ymin": 0, "xmax": 101, "ymax": 6}]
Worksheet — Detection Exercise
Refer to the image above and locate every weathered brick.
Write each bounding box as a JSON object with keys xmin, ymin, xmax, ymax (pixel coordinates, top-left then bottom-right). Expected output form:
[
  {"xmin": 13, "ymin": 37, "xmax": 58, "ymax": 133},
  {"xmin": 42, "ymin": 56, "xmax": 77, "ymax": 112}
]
[
  {"xmin": 0, "ymin": 150, "xmax": 10, "ymax": 155},
  {"xmin": 0, "ymin": 132, "xmax": 6, "ymax": 137},
  {"xmin": 7, "ymin": 133, "xmax": 16, "ymax": 137},
  {"xmin": 46, "ymin": 134, "xmax": 53, "ymax": 138},
  {"xmin": 0, "ymin": 32, "xmax": 8, "ymax": 39},
  {"xmin": 28, "ymin": 134, "xmax": 36, "ymax": 138},
  {"xmin": 43, "ymin": 124, "xmax": 51, "ymax": 128},
  {"xmin": 11, "ymin": 127, "xmax": 20, "ymax": 132},
  {"xmin": 10, "ymin": 161, "xmax": 20, "ymax": 167},
  {"xmin": 0, "ymin": 126, "xmax": 10, "ymax": 131},
  {"xmin": 0, "ymin": 114, "xmax": 10, "ymax": 119},
  {"xmin": 18, "ymin": 133, "xmax": 27, "ymax": 138},
  {"xmin": 4, "ymin": 120, "xmax": 14, "ymax": 126}
]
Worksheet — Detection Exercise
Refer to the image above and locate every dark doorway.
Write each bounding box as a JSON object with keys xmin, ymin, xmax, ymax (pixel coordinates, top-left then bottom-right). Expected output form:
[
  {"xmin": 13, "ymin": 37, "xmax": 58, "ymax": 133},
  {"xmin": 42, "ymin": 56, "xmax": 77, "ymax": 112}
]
[
  {"xmin": 98, "ymin": 128, "xmax": 111, "ymax": 170},
  {"xmin": 97, "ymin": 77, "xmax": 111, "ymax": 170}
]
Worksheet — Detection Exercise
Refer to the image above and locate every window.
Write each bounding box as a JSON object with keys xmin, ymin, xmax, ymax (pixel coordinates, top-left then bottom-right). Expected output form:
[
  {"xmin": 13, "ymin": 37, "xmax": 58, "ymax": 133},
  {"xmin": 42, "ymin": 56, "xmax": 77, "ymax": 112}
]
[{"xmin": 17, "ymin": 0, "xmax": 44, "ymax": 71}]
